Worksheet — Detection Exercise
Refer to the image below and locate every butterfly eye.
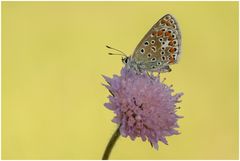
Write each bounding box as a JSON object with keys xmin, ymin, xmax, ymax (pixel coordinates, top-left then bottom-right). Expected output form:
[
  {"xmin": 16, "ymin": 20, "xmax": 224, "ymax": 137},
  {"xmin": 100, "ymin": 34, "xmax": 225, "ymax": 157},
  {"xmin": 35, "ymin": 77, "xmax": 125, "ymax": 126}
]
[
  {"xmin": 172, "ymin": 34, "xmax": 176, "ymax": 38},
  {"xmin": 173, "ymin": 40, "xmax": 177, "ymax": 44},
  {"xmin": 124, "ymin": 57, "xmax": 129, "ymax": 63},
  {"xmin": 151, "ymin": 66, "xmax": 156, "ymax": 69},
  {"xmin": 170, "ymin": 19, "xmax": 174, "ymax": 23},
  {"xmin": 161, "ymin": 51, "xmax": 165, "ymax": 55},
  {"xmin": 162, "ymin": 47, "xmax": 165, "ymax": 50},
  {"xmin": 161, "ymin": 56, "xmax": 166, "ymax": 61},
  {"xmin": 140, "ymin": 48, "xmax": 145, "ymax": 54},
  {"xmin": 168, "ymin": 30, "xmax": 172, "ymax": 34},
  {"xmin": 162, "ymin": 42, "xmax": 165, "ymax": 45},
  {"xmin": 157, "ymin": 62, "xmax": 161, "ymax": 65},
  {"xmin": 147, "ymin": 53, "xmax": 151, "ymax": 58},
  {"xmin": 151, "ymin": 40, "xmax": 155, "ymax": 44},
  {"xmin": 173, "ymin": 25, "xmax": 177, "ymax": 29},
  {"xmin": 159, "ymin": 38, "xmax": 163, "ymax": 42}
]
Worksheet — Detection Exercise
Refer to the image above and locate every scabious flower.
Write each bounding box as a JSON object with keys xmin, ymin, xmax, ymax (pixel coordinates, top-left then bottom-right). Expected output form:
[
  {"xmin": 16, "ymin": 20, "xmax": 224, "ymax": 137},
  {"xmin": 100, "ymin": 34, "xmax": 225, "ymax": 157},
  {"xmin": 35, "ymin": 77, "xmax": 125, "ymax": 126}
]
[{"xmin": 103, "ymin": 67, "xmax": 183, "ymax": 150}]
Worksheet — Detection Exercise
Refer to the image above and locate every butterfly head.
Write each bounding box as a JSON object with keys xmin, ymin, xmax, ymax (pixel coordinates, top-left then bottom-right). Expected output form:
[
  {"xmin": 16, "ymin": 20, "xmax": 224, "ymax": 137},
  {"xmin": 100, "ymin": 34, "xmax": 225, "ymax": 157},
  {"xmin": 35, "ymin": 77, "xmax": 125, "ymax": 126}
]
[
  {"xmin": 122, "ymin": 56, "xmax": 130, "ymax": 64},
  {"xmin": 122, "ymin": 56, "xmax": 141, "ymax": 72},
  {"xmin": 107, "ymin": 45, "xmax": 131, "ymax": 65}
]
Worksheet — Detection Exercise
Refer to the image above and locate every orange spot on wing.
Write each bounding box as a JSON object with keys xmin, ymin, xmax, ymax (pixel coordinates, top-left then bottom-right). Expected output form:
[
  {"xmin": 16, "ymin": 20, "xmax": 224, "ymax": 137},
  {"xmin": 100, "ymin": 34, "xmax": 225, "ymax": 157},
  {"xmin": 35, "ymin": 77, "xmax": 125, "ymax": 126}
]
[
  {"xmin": 170, "ymin": 57, "xmax": 174, "ymax": 63},
  {"xmin": 161, "ymin": 20, "xmax": 166, "ymax": 24},
  {"xmin": 169, "ymin": 54, "xmax": 174, "ymax": 64},
  {"xmin": 158, "ymin": 31, "xmax": 163, "ymax": 36},
  {"xmin": 168, "ymin": 36, "xmax": 174, "ymax": 41},
  {"xmin": 169, "ymin": 48, "xmax": 175, "ymax": 53},
  {"xmin": 165, "ymin": 32, "xmax": 171, "ymax": 37},
  {"xmin": 168, "ymin": 41, "xmax": 174, "ymax": 46},
  {"xmin": 151, "ymin": 32, "xmax": 157, "ymax": 36}
]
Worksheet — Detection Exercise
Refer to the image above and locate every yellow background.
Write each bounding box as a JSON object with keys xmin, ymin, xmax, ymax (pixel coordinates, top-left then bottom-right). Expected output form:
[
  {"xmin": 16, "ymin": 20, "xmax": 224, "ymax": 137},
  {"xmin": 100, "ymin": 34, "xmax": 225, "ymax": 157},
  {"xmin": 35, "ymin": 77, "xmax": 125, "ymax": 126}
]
[{"xmin": 2, "ymin": 2, "xmax": 238, "ymax": 160}]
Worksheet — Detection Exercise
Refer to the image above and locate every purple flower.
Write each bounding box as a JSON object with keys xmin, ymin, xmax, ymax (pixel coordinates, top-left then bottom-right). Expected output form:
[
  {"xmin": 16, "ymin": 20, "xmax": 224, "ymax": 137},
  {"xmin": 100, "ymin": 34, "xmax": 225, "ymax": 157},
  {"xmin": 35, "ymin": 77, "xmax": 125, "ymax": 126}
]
[{"xmin": 103, "ymin": 67, "xmax": 183, "ymax": 150}]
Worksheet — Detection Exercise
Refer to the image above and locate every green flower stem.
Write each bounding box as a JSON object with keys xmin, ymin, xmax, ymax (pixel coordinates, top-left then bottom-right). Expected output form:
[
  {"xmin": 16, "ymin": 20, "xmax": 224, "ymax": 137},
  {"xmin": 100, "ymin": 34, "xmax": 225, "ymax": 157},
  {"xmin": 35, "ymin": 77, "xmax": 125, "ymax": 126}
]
[{"xmin": 102, "ymin": 127, "xmax": 120, "ymax": 160}]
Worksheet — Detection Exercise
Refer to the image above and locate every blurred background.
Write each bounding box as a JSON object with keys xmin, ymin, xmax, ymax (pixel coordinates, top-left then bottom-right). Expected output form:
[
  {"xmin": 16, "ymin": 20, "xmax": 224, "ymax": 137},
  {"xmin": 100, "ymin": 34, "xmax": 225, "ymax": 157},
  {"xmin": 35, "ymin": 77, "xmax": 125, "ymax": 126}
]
[{"xmin": 2, "ymin": 2, "xmax": 238, "ymax": 159}]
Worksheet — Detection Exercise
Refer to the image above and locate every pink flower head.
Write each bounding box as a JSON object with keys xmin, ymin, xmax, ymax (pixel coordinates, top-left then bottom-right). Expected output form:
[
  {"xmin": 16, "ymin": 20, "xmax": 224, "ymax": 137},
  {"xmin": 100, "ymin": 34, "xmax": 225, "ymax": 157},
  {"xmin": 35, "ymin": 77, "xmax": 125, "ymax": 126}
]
[{"xmin": 103, "ymin": 67, "xmax": 183, "ymax": 150}]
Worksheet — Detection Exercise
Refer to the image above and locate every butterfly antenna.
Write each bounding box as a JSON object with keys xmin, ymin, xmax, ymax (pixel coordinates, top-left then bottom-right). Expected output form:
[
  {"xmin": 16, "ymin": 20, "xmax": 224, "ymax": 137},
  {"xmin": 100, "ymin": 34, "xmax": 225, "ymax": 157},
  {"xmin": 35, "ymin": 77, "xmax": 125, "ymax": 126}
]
[
  {"xmin": 108, "ymin": 52, "xmax": 125, "ymax": 56},
  {"xmin": 106, "ymin": 45, "xmax": 127, "ymax": 57}
]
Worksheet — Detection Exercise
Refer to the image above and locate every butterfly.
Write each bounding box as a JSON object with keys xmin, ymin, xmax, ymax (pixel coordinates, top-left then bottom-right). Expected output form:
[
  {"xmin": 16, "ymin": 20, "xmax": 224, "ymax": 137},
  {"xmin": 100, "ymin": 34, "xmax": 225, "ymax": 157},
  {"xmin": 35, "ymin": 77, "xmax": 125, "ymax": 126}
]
[{"xmin": 107, "ymin": 14, "xmax": 181, "ymax": 73}]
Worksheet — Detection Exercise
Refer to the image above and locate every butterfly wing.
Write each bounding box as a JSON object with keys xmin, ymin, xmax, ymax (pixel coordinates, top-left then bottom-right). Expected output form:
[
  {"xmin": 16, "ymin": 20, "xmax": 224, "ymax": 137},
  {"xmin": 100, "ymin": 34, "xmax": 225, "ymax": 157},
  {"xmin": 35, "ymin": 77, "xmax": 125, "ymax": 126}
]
[{"xmin": 132, "ymin": 14, "xmax": 181, "ymax": 71}]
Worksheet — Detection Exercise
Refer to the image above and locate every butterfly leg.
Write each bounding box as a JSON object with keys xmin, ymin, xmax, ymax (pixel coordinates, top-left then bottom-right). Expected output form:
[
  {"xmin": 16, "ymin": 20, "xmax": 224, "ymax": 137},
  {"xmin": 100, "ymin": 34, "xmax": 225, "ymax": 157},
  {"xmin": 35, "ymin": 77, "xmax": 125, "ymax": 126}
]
[
  {"xmin": 157, "ymin": 71, "xmax": 160, "ymax": 78},
  {"xmin": 146, "ymin": 72, "xmax": 151, "ymax": 77},
  {"xmin": 146, "ymin": 71, "xmax": 156, "ymax": 80}
]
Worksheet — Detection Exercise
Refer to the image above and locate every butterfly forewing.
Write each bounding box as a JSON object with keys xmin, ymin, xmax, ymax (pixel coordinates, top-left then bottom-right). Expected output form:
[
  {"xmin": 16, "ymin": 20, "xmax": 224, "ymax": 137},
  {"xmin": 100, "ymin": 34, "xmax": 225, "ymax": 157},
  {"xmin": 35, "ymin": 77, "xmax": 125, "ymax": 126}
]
[{"xmin": 132, "ymin": 14, "xmax": 181, "ymax": 71}]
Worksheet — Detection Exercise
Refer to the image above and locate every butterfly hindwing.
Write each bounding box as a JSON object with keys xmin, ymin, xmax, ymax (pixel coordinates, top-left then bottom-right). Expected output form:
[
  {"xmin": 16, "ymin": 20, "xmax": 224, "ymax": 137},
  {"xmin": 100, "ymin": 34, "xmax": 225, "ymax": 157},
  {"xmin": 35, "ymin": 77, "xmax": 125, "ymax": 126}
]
[{"xmin": 132, "ymin": 14, "xmax": 181, "ymax": 72}]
